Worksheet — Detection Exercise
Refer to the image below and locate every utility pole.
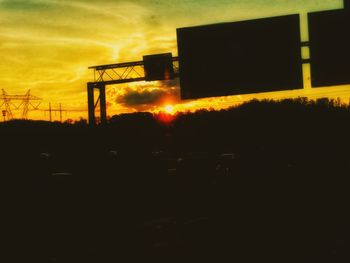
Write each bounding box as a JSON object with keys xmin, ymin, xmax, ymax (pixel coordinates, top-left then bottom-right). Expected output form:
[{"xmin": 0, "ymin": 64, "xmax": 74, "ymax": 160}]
[
  {"xmin": 49, "ymin": 102, "xmax": 52, "ymax": 122},
  {"xmin": 45, "ymin": 103, "xmax": 66, "ymax": 122},
  {"xmin": 2, "ymin": 110, "xmax": 6, "ymax": 122},
  {"xmin": 59, "ymin": 103, "xmax": 62, "ymax": 123}
]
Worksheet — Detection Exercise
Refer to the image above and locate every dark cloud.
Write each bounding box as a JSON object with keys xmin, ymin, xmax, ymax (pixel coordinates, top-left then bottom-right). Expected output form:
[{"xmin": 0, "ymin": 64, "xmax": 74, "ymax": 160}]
[
  {"xmin": 116, "ymin": 85, "xmax": 180, "ymax": 110},
  {"xmin": 163, "ymin": 78, "xmax": 179, "ymax": 88},
  {"xmin": 146, "ymin": 14, "xmax": 161, "ymax": 27}
]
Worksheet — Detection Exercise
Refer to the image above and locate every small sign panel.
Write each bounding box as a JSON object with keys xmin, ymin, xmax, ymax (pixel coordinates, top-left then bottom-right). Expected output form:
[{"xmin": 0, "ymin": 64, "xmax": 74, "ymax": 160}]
[{"xmin": 143, "ymin": 53, "xmax": 175, "ymax": 81}]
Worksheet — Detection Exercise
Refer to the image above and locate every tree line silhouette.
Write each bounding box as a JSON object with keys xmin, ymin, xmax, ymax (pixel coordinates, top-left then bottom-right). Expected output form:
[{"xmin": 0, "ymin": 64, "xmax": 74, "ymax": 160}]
[{"xmin": 2, "ymin": 98, "xmax": 350, "ymax": 262}]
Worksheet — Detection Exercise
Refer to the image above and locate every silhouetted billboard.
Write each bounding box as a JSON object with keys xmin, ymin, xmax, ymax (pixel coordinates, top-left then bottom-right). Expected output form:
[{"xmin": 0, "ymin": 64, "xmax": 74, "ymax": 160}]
[
  {"xmin": 143, "ymin": 53, "xmax": 175, "ymax": 81},
  {"xmin": 308, "ymin": 9, "xmax": 350, "ymax": 87},
  {"xmin": 177, "ymin": 14, "xmax": 303, "ymax": 100}
]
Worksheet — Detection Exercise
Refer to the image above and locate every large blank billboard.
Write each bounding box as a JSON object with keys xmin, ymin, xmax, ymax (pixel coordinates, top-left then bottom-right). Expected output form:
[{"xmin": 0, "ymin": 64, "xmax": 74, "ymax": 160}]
[
  {"xmin": 308, "ymin": 9, "xmax": 350, "ymax": 87},
  {"xmin": 177, "ymin": 14, "xmax": 303, "ymax": 100}
]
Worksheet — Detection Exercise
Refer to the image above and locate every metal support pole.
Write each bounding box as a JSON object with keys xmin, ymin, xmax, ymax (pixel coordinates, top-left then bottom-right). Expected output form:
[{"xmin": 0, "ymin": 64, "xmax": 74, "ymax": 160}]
[
  {"xmin": 87, "ymin": 83, "xmax": 96, "ymax": 126},
  {"xmin": 99, "ymin": 84, "xmax": 107, "ymax": 125}
]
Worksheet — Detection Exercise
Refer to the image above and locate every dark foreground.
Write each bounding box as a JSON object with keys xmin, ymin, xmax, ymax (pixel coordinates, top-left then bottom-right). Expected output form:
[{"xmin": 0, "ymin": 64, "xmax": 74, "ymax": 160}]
[{"xmin": 3, "ymin": 98, "xmax": 350, "ymax": 262}]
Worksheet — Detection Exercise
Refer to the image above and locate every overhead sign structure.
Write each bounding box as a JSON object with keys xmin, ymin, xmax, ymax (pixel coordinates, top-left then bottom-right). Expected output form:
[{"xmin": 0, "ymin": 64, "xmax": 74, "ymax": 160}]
[
  {"xmin": 308, "ymin": 8, "xmax": 350, "ymax": 87},
  {"xmin": 177, "ymin": 14, "xmax": 303, "ymax": 100},
  {"xmin": 87, "ymin": 54, "xmax": 178, "ymax": 126},
  {"xmin": 87, "ymin": 1, "xmax": 349, "ymax": 126}
]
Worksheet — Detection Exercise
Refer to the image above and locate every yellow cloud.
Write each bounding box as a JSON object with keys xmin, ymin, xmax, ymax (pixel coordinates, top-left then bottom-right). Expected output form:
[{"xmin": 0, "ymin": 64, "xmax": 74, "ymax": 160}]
[{"xmin": 0, "ymin": 0, "xmax": 347, "ymax": 121}]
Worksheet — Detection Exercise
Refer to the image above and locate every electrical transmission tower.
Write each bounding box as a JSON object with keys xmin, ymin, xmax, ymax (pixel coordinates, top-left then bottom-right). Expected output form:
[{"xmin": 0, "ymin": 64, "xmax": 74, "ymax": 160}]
[{"xmin": 0, "ymin": 89, "xmax": 42, "ymax": 120}]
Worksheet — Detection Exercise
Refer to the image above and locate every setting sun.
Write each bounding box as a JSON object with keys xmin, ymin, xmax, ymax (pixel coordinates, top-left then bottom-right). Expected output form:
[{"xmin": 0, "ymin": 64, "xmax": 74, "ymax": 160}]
[{"xmin": 164, "ymin": 105, "xmax": 175, "ymax": 114}]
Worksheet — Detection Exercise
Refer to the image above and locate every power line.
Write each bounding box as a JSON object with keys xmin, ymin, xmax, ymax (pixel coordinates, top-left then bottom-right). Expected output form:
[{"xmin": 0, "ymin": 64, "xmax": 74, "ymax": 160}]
[
  {"xmin": 42, "ymin": 103, "xmax": 88, "ymax": 122},
  {"xmin": 43, "ymin": 103, "xmax": 66, "ymax": 122}
]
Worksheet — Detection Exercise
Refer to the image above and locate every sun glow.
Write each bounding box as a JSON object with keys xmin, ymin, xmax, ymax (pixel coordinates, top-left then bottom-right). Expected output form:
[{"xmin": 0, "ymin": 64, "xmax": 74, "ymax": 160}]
[{"xmin": 164, "ymin": 104, "xmax": 175, "ymax": 114}]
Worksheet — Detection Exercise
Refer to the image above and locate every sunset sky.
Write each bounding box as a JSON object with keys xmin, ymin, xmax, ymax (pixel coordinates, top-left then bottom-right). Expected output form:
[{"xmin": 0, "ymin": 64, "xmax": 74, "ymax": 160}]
[{"xmin": 0, "ymin": 0, "xmax": 348, "ymax": 121}]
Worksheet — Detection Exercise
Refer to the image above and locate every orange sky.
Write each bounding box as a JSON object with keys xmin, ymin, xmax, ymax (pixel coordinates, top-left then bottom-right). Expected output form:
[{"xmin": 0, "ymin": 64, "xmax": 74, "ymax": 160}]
[{"xmin": 0, "ymin": 0, "xmax": 348, "ymax": 121}]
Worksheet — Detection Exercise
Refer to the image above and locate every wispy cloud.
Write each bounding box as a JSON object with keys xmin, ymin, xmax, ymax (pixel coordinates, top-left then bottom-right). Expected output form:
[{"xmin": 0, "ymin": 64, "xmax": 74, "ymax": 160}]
[
  {"xmin": 0, "ymin": 0, "xmax": 347, "ymax": 120},
  {"xmin": 0, "ymin": 0, "xmax": 53, "ymax": 11}
]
